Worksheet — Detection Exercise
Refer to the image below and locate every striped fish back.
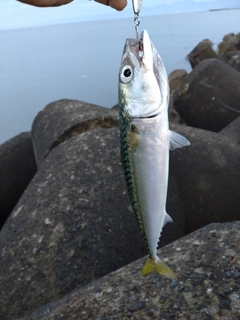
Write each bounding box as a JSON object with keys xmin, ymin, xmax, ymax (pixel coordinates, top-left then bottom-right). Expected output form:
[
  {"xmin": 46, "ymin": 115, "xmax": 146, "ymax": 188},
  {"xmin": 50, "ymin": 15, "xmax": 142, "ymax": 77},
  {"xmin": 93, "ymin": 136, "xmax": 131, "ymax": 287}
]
[{"xmin": 118, "ymin": 104, "xmax": 149, "ymax": 251}]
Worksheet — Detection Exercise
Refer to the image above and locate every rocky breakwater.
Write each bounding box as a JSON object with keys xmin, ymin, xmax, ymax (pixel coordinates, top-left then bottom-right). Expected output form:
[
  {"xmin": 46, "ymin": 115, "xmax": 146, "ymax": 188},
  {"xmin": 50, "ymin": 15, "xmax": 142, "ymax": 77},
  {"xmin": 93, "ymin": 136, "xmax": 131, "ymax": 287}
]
[
  {"xmin": 167, "ymin": 31, "xmax": 240, "ymax": 234},
  {"xmin": 20, "ymin": 222, "xmax": 240, "ymax": 320},
  {"xmin": 0, "ymin": 31, "xmax": 240, "ymax": 319},
  {"xmin": 0, "ymin": 132, "xmax": 37, "ymax": 230},
  {"xmin": 0, "ymin": 100, "xmax": 185, "ymax": 319},
  {"xmin": 168, "ymin": 32, "xmax": 240, "ymax": 131}
]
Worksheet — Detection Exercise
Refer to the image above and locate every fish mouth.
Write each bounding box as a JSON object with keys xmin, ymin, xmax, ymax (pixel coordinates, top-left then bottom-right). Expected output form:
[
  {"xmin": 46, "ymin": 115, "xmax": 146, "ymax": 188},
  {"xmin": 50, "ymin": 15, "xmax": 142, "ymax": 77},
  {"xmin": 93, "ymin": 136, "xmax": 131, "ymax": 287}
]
[{"xmin": 123, "ymin": 30, "xmax": 153, "ymax": 69}]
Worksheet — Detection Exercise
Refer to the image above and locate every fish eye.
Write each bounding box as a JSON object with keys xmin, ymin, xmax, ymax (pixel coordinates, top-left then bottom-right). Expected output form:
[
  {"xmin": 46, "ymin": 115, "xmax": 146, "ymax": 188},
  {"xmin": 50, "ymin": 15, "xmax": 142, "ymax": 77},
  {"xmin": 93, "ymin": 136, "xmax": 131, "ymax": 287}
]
[
  {"xmin": 120, "ymin": 65, "xmax": 133, "ymax": 84},
  {"xmin": 124, "ymin": 68, "xmax": 131, "ymax": 77}
]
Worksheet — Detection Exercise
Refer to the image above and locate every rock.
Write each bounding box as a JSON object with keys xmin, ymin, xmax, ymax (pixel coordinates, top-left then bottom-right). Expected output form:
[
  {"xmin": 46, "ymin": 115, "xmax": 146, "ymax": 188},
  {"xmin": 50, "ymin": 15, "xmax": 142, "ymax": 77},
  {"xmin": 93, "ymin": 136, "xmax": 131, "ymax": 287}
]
[
  {"xmin": 235, "ymin": 33, "xmax": 240, "ymax": 49},
  {"xmin": 168, "ymin": 94, "xmax": 184, "ymax": 124},
  {"xmin": 164, "ymin": 176, "xmax": 185, "ymax": 244},
  {"xmin": 0, "ymin": 132, "xmax": 37, "ymax": 229},
  {"xmin": 222, "ymin": 33, "xmax": 240, "ymax": 49},
  {"xmin": 216, "ymin": 34, "xmax": 240, "ymax": 60},
  {"xmin": 217, "ymin": 41, "xmax": 236, "ymax": 55},
  {"xmin": 0, "ymin": 126, "xmax": 185, "ymax": 320},
  {"xmin": 168, "ymin": 69, "xmax": 188, "ymax": 92},
  {"xmin": 173, "ymin": 58, "xmax": 240, "ymax": 132},
  {"xmin": 111, "ymin": 104, "xmax": 119, "ymax": 110},
  {"xmin": 222, "ymin": 32, "xmax": 235, "ymax": 42},
  {"xmin": 169, "ymin": 122, "xmax": 240, "ymax": 234},
  {"xmin": 228, "ymin": 54, "xmax": 240, "ymax": 72},
  {"xmin": 20, "ymin": 222, "xmax": 240, "ymax": 320},
  {"xmin": 31, "ymin": 99, "xmax": 119, "ymax": 167},
  {"xmin": 226, "ymin": 50, "xmax": 240, "ymax": 58},
  {"xmin": 186, "ymin": 39, "xmax": 218, "ymax": 69},
  {"xmin": 217, "ymin": 50, "xmax": 240, "ymax": 70},
  {"xmin": 219, "ymin": 116, "xmax": 240, "ymax": 145}
]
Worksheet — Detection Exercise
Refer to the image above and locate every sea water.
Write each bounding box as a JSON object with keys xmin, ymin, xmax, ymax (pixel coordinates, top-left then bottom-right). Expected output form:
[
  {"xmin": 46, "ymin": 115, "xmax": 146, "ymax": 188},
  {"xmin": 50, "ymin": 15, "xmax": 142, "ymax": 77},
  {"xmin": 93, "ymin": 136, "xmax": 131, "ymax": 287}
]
[{"xmin": 0, "ymin": 9, "xmax": 239, "ymax": 144}]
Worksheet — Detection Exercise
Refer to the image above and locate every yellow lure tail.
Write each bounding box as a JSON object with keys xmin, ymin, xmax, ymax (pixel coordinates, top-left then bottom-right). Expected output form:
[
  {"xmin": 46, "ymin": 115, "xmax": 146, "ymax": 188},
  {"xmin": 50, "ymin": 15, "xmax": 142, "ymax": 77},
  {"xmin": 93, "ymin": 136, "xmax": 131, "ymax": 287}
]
[{"xmin": 142, "ymin": 257, "xmax": 177, "ymax": 280}]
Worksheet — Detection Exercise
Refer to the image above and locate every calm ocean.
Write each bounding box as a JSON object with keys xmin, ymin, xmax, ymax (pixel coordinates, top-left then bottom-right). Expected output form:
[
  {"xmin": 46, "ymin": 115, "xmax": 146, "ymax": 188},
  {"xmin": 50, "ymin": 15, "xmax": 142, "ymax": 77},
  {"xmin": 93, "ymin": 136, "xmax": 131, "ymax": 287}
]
[{"xmin": 0, "ymin": 9, "xmax": 239, "ymax": 144}]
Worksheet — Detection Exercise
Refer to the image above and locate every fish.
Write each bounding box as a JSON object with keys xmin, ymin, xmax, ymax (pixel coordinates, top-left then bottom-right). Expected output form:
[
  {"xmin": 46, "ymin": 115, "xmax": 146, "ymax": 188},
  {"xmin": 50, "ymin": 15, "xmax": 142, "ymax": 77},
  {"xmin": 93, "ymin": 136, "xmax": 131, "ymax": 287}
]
[{"xmin": 118, "ymin": 29, "xmax": 190, "ymax": 279}]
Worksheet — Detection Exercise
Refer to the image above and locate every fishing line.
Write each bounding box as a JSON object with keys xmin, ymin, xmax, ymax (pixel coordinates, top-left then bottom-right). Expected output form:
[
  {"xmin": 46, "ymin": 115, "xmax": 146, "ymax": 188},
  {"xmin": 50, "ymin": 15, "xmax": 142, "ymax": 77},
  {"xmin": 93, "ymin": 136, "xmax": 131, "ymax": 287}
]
[{"xmin": 162, "ymin": 0, "xmax": 178, "ymax": 46}]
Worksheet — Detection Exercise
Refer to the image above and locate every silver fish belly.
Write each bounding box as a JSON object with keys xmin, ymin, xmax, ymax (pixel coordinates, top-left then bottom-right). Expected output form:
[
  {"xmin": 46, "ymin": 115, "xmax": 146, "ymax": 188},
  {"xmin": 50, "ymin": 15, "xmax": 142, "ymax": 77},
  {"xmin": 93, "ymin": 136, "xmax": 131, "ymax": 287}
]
[
  {"xmin": 118, "ymin": 30, "xmax": 190, "ymax": 279},
  {"xmin": 130, "ymin": 113, "xmax": 170, "ymax": 256}
]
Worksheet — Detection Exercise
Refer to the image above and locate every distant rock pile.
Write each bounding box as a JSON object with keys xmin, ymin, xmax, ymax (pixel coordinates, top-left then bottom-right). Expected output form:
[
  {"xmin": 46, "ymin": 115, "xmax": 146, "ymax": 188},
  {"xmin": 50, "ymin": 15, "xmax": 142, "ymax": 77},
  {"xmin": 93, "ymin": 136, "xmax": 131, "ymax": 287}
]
[
  {"xmin": 168, "ymin": 31, "xmax": 240, "ymax": 128},
  {"xmin": 0, "ymin": 32, "xmax": 240, "ymax": 320}
]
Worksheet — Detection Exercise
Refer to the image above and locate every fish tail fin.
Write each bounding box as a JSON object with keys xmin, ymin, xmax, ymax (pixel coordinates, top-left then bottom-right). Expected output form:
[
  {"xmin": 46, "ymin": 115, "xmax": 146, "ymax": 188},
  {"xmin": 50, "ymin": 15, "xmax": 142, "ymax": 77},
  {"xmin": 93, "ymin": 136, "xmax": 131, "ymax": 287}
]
[{"xmin": 141, "ymin": 256, "xmax": 177, "ymax": 280}]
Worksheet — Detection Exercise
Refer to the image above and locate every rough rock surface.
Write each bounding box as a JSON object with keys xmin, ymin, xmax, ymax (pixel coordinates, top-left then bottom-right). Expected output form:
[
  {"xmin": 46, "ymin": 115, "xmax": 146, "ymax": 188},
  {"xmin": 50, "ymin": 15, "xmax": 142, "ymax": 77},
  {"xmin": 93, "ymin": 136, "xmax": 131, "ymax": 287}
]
[
  {"xmin": 168, "ymin": 95, "xmax": 184, "ymax": 124},
  {"xmin": 186, "ymin": 39, "xmax": 218, "ymax": 69},
  {"xmin": 228, "ymin": 53, "xmax": 240, "ymax": 72},
  {"xmin": 31, "ymin": 99, "xmax": 119, "ymax": 166},
  {"xmin": 21, "ymin": 222, "xmax": 240, "ymax": 320},
  {"xmin": 219, "ymin": 116, "xmax": 240, "ymax": 145},
  {"xmin": 168, "ymin": 69, "xmax": 188, "ymax": 92},
  {"xmin": 0, "ymin": 127, "xmax": 185, "ymax": 320},
  {"xmin": 0, "ymin": 132, "xmax": 37, "ymax": 229},
  {"xmin": 218, "ymin": 33, "xmax": 240, "ymax": 54},
  {"xmin": 169, "ymin": 122, "xmax": 240, "ymax": 234},
  {"xmin": 223, "ymin": 32, "xmax": 236, "ymax": 42},
  {"xmin": 226, "ymin": 50, "xmax": 240, "ymax": 59},
  {"xmin": 173, "ymin": 58, "xmax": 240, "ymax": 132},
  {"xmin": 218, "ymin": 41, "xmax": 237, "ymax": 54}
]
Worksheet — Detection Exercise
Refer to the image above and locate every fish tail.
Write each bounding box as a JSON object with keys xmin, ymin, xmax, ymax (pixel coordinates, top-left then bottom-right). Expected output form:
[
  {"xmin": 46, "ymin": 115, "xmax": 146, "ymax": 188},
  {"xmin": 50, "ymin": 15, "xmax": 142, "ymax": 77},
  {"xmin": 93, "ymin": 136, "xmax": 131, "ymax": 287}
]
[{"xmin": 141, "ymin": 256, "xmax": 177, "ymax": 280}]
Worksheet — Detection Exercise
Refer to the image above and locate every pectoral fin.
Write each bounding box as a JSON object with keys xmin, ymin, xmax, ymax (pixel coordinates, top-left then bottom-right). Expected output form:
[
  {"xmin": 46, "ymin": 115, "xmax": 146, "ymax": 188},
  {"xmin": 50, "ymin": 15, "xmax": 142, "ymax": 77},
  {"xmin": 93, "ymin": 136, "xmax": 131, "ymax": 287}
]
[
  {"xmin": 169, "ymin": 130, "xmax": 190, "ymax": 150},
  {"xmin": 130, "ymin": 124, "xmax": 141, "ymax": 151}
]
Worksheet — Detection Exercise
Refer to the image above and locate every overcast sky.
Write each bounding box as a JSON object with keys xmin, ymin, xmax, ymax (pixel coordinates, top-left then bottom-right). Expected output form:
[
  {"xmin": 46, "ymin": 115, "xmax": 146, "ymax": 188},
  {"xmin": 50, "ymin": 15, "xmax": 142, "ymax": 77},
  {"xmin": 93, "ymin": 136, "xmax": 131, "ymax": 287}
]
[{"xmin": 0, "ymin": 0, "xmax": 236, "ymax": 30}]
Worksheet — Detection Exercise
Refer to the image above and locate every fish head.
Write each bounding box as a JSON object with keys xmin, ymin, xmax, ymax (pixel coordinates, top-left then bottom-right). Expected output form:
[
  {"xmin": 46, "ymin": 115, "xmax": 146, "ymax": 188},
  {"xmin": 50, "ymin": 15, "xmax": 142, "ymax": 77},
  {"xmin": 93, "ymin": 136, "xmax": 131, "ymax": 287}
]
[{"xmin": 119, "ymin": 29, "xmax": 169, "ymax": 118}]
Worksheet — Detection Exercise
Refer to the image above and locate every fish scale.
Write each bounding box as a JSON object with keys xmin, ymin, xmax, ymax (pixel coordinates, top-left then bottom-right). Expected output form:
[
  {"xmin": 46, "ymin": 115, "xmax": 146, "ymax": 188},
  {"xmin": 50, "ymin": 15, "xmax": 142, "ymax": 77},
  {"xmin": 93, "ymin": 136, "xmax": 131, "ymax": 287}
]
[{"xmin": 119, "ymin": 106, "xmax": 150, "ymax": 249}]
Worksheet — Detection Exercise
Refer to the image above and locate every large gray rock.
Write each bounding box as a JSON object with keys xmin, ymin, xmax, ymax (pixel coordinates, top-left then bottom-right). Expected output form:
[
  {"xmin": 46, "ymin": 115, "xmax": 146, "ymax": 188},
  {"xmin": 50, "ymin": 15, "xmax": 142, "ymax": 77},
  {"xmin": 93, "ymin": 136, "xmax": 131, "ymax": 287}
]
[
  {"xmin": 228, "ymin": 53, "xmax": 240, "ymax": 72},
  {"xmin": 169, "ymin": 122, "xmax": 240, "ymax": 233},
  {"xmin": 222, "ymin": 50, "xmax": 240, "ymax": 66},
  {"xmin": 0, "ymin": 132, "xmax": 37, "ymax": 229},
  {"xmin": 168, "ymin": 94, "xmax": 185, "ymax": 124},
  {"xmin": 186, "ymin": 39, "xmax": 218, "ymax": 69},
  {"xmin": 32, "ymin": 99, "xmax": 119, "ymax": 167},
  {"xmin": 168, "ymin": 69, "xmax": 188, "ymax": 92},
  {"xmin": 219, "ymin": 33, "xmax": 240, "ymax": 53},
  {"xmin": 223, "ymin": 32, "xmax": 236, "ymax": 42},
  {"xmin": 219, "ymin": 116, "xmax": 240, "ymax": 145},
  {"xmin": 173, "ymin": 58, "xmax": 240, "ymax": 132},
  {"xmin": 218, "ymin": 41, "xmax": 236, "ymax": 55},
  {"xmin": 0, "ymin": 126, "xmax": 185, "ymax": 320},
  {"xmin": 21, "ymin": 222, "xmax": 240, "ymax": 320}
]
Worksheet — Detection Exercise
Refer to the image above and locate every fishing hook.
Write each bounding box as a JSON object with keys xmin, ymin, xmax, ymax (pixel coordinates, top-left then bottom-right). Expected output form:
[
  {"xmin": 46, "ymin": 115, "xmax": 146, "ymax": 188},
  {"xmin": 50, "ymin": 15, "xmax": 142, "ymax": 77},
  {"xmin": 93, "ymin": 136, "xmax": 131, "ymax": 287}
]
[{"xmin": 132, "ymin": 0, "xmax": 142, "ymax": 38}]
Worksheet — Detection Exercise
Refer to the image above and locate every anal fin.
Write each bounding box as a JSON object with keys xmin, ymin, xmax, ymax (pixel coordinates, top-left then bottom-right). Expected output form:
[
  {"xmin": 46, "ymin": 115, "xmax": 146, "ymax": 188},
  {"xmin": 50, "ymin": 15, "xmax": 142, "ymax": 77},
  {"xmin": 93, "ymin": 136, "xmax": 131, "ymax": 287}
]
[
  {"xmin": 128, "ymin": 204, "xmax": 133, "ymax": 213},
  {"xmin": 163, "ymin": 212, "xmax": 173, "ymax": 226}
]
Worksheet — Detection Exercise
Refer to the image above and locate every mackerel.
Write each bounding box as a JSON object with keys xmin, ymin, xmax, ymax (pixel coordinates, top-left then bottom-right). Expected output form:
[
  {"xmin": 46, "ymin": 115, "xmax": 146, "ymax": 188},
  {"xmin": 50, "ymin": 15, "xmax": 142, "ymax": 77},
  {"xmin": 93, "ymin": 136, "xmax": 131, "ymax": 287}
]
[{"xmin": 118, "ymin": 30, "xmax": 190, "ymax": 278}]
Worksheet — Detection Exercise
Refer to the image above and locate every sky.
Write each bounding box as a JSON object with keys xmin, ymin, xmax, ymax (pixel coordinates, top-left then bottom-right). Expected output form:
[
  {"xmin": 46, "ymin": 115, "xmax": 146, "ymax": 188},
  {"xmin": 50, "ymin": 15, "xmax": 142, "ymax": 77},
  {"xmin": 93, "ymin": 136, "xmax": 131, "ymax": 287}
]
[{"xmin": 0, "ymin": 0, "xmax": 239, "ymax": 30}]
